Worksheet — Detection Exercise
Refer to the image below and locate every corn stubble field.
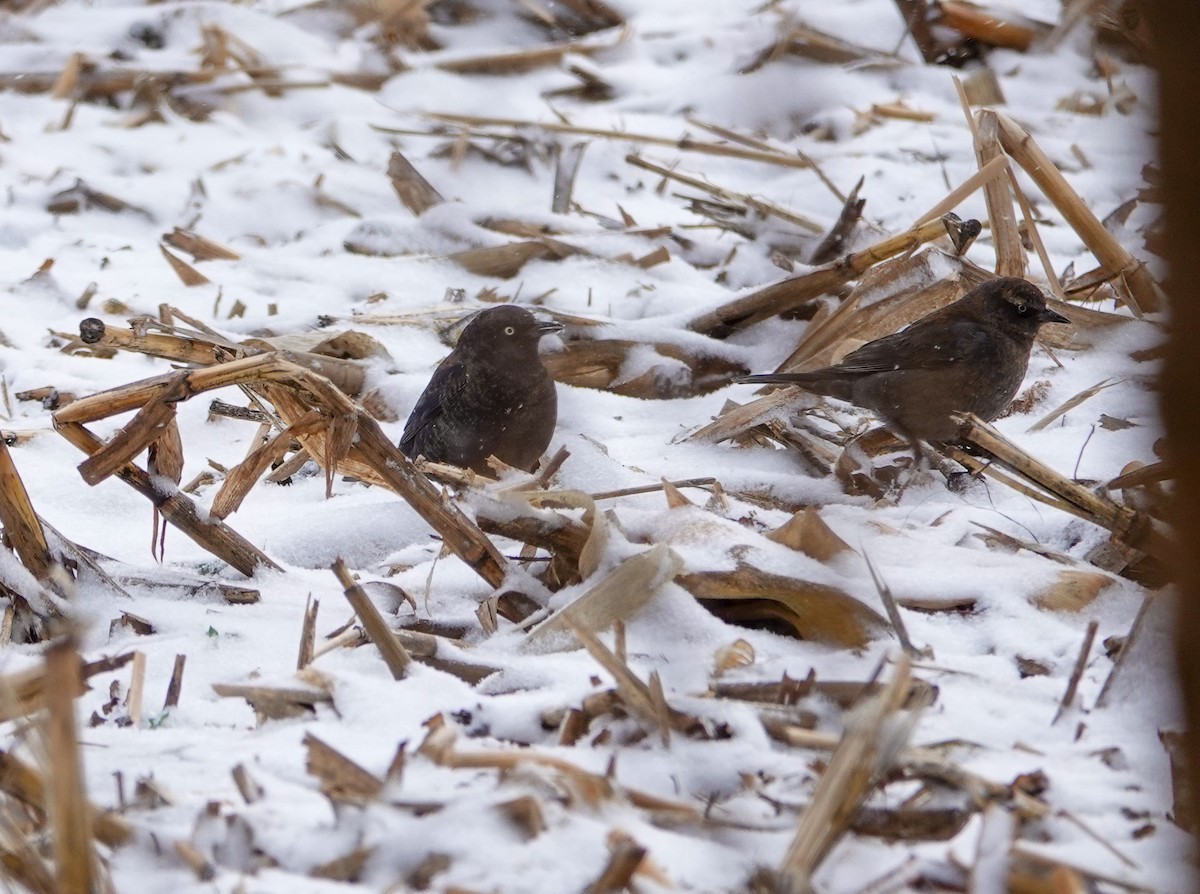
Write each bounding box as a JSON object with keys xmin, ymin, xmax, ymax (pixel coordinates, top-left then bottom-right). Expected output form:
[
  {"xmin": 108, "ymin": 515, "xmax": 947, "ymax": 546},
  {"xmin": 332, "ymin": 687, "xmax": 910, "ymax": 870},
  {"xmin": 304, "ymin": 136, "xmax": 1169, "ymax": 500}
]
[{"xmin": 0, "ymin": 1, "xmax": 1186, "ymax": 892}]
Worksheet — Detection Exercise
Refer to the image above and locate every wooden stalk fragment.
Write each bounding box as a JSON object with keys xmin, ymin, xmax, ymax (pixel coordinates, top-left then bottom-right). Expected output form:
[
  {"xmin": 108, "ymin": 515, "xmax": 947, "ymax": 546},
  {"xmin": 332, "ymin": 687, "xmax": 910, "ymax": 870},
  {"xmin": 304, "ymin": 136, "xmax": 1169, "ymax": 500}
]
[
  {"xmin": 951, "ymin": 414, "xmax": 1170, "ymax": 560},
  {"xmin": 810, "ymin": 177, "xmax": 865, "ymax": 265},
  {"xmin": 55, "ymin": 420, "xmax": 280, "ymax": 577},
  {"xmin": 972, "ymin": 108, "xmax": 1026, "ymax": 277},
  {"xmin": 43, "ymin": 638, "xmax": 98, "ymax": 894},
  {"xmin": 76, "ymin": 317, "xmax": 368, "ymax": 396},
  {"xmin": 418, "ymin": 112, "xmax": 814, "ymax": 168},
  {"xmin": 77, "ymin": 372, "xmax": 187, "ymax": 486},
  {"xmin": 126, "ymin": 651, "xmax": 146, "ymax": 727},
  {"xmin": 77, "ymin": 316, "xmax": 243, "ymax": 365},
  {"xmin": 0, "ymin": 438, "xmax": 54, "ymax": 581},
  {"xmin": 297, "ymin": 596, "xmax": 318, "ymax": 670},
  {"xmin": 626, "ymin": 154, "xmax": 823, "ymax": 234},
  {"xmin": 552, "ymin": 141, "xmax": 589, "ymax": 214},
  {"xmin": 163, "ymin": 654, "xmax": 186, "ymax": 709},
  {"xmin": 210, "ymin": 410, "xmax": 324, "ymax": 518},
  {"xmin": 331, "ymin": 560, "xmax": 412, "ymax": 680},
  {"xmin": 0, "ymin": 653, "xmax": 134, "ymax": 724},
  {"xmin": 935, "ymin": 1, "xmax": 1040, "ymax": 49},
  {"xmin": 970, "ymin": 804, "xmax": 1018, "ymax": 894},
  {"xmin": 688, "ymin": 213, "xmax": 980, "ymax": 336},
  {"xmin": 776, "ymin": 657, "xmax": 917, "ymax": 888},
  {"xmin": 995, "ymin": 113, "xmax": 1161, "ymax": 313},
  {"xmin": 55, "ymin": 352, "xmax": 508, "ymax": 588},
  {"xmin": 863, "ymin": 551, "xmax": 922, "ymax": 658},
  {"xmin": 1053, "ymin": 620, "xmax": 1099, "ymax": 724},
  {"xmin": 173, "ymin": 840, "xmax": 215, "ymax": 881},
  {"xmin": 434, "ymin": 32, "xmax": 622, "ymax": 75},
  {"xmin": 564, "ymin": 618, "xmax": 693, "ymax": 745},
  {"xmin": 0, "ymin": 749, "xmax": 131, "ymax": 847},
  {"xmin": 211, "ymin": 680, "xmax": 333, "ymax": 720},
  {"xmin": 586, "ymin": 833, "xmax": 649, "ymax": 894}
]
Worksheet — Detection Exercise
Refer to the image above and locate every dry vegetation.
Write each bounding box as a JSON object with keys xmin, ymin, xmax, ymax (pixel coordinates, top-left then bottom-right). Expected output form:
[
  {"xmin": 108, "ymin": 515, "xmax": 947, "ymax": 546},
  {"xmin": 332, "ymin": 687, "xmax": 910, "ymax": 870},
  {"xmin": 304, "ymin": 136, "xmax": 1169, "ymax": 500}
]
[{"xmin": 0, "ymin": 0, "xmax": 1176, "ymax": 891}]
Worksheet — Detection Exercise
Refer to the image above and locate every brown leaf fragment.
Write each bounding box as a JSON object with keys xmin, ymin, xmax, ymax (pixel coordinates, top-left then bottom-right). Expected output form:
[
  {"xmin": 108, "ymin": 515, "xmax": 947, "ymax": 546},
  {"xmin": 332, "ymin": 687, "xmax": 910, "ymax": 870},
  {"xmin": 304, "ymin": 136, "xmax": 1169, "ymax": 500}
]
[
  {"xmin": 1016, "ymin": 656, "xmax": 1051, "ymax": 678},
  {"xmin": 524, "ymin": 544, "xmax": 681, "ymax": 652},
  {"xmin": 765, "ymin": 507, "xmax": 853, "ymax": 561},
  {"xmin": 408, "ymin": 852, "xmax": 452, "ymax": 890},
  {"xmin": 447, "ymin": 238, "xmax": 582, "ymax": 278},
  {"xmin": 712, "ymin": 639, "xmax": 755, "ymax": 677},
  {"xmin": 303, "ymin": 732, "xmax": 384, "ymax": 804},
  {"xmin": 1032, "ymin": 570, "xmax": 1114, "ymax": 612},
  {"xmin": 495, "ymin": 796, "xmax": 546, "ymax": 839},
  {"xmin": 387, "ymin": 150, "xmax": 444, "ymax": 215},
  {"xmin": 159, "ymin": 243, "xmax": 211, "ymax": 287},
  {"xmin": 851, "ymin": 790, "xmax": 974, "ymax": 841},
  {"xmin": 1099, "ymin": 413, "xmax": 1137, "ymax": 431},
  {"xmin": 162, "ymin": 227, "xmax": 241, "ymax": 261},
  {"xmin": 681, "ymin": 564, "xmax": 886, "ymax": 648},
  {"xmin": 809, "ymin": 177, "xmax": 865, "ymax": 266},
  {"xmin": 110, "ymin": 611, "xmax": 154, "ymax": 637},
  {"xmin": 148, "ymin": 417, "xmax": 184, "ymax": 486},
  {"xmin": 311, "ymin": 846, "xmax": 374, "ymax": 882},
  {"xmin": 46, "ymin": 178, "xmax": 152, "ymax": 218},
  {"xmin": 1159, "ymin": 730, "xmax": 1194, "ymax": 831},
  {"xmin": 661, "ymin": 478, "xmax": 694, "ymax": 508},
  {"xmin": 586, "ymin": 832, "xmax": 649, "ymax": 894}
]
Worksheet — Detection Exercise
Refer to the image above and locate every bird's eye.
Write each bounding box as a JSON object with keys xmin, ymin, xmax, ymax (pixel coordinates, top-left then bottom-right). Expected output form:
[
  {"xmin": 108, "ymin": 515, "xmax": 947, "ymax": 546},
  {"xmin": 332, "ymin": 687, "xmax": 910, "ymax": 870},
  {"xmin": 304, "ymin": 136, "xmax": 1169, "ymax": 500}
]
[
  {"xmin": 1016, "ymin": 304, "xmax": 1028, "ymax": 315},
  {"xmin": 504, "ymin": 326, "xmax": 515, "ymax": 335}
]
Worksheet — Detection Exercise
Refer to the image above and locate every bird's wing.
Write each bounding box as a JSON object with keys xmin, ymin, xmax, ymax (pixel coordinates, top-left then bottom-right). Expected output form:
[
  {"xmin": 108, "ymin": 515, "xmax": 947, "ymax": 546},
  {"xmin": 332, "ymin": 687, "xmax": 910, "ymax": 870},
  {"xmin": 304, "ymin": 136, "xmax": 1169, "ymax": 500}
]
[
  {"xmin": 832, "ymin": 318, "xmax": 994, "ymax": 374},
  {"xmin": 398, "ymin": 357, "xmax": 466, "ymax": 456}
]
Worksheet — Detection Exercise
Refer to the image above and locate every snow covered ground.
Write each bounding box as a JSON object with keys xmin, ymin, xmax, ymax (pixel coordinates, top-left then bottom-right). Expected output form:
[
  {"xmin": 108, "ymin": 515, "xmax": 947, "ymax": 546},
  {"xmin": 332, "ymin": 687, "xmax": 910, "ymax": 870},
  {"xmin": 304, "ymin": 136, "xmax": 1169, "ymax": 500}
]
[{"xmin": 0, "ymin": 0, "xmax": 1187, "ymax": 891}]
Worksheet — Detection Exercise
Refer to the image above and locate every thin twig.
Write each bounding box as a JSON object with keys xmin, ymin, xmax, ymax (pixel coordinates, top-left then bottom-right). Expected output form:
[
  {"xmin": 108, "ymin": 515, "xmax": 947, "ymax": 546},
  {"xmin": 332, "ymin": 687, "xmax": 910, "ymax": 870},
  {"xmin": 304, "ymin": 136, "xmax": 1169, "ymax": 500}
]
[{"xmin": 1053, "ymin": 620, "xmax": 1098, "ymax": 724}]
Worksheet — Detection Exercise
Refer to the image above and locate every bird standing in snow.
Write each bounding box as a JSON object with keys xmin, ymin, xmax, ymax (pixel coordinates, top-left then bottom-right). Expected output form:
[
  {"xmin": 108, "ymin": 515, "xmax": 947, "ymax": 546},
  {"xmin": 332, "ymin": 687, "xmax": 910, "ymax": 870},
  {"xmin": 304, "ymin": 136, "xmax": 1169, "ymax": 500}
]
[
  {"xmin": 400, "ymin": 305, "xmax": 562, "ymax": 474},
  {"xmin": 736, "ymin": 277, "xmax": 1070, "ymax": 450}
]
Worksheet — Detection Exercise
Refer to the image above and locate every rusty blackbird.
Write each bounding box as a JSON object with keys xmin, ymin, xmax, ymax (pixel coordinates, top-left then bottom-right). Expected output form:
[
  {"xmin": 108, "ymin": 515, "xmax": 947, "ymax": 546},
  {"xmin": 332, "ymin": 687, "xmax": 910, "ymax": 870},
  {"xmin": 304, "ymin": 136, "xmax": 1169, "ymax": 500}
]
[
  {"xmin": 736, "ymin": 277, "xmax": 1070, "ymax": 447},
  {"xmin": 400, "ymin": 305, "xmax": 563, "ymax": 474}
]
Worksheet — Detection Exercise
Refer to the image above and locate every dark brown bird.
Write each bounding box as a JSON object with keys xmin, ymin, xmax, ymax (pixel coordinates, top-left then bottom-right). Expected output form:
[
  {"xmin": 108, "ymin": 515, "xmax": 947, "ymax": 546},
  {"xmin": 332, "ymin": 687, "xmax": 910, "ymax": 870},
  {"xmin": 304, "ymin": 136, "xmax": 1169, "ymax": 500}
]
[
  {"xmin": 736, "ymin": 277, "xmax": 1069, "ymax": 446},
  {"xmin": 399, "ymin": 305, "xmax": 562, "ymax": 474}
]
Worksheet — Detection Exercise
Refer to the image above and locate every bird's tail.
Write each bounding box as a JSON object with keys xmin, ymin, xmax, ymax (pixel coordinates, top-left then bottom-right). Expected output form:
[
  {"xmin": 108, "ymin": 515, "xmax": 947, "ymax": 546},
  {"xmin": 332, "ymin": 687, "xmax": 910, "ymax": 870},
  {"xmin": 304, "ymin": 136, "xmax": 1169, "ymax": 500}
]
[{"xmin": 734, "ymin": 371, "xmax": 852, "ymax": 402}]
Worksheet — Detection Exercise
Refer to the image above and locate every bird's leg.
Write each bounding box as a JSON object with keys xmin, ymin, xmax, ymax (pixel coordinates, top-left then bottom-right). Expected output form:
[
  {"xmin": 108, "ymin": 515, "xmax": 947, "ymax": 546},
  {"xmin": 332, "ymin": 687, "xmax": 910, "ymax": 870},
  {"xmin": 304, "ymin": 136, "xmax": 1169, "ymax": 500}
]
[{"xmin": 887, "ymin": 426, "xmax": 938, "ymax": 498}]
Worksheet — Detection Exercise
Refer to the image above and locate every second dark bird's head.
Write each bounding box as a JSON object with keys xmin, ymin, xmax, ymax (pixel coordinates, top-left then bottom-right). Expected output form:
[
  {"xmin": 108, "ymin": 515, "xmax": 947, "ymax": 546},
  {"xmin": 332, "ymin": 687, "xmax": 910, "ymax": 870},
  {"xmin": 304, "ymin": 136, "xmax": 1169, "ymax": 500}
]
[
  {"xmin": 456, "ymin": 305, "xmax": 563, "ymax": 362},
  {"xmin": 972, "ymin": 277, "xmax": 1070, "ymax": 339}
]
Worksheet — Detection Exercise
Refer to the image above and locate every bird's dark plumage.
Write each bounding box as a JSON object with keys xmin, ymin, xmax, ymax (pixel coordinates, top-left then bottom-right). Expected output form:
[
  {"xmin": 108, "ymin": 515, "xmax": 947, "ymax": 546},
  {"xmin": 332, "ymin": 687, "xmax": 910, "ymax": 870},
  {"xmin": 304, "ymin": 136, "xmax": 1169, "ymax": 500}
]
[
  {"xmin": 400, "ymin": 305, "xmax": 562, "ymax": 474},
  {"xmin": 737, "ymin": 277, "xmax": 1070, "ymax": 444}
]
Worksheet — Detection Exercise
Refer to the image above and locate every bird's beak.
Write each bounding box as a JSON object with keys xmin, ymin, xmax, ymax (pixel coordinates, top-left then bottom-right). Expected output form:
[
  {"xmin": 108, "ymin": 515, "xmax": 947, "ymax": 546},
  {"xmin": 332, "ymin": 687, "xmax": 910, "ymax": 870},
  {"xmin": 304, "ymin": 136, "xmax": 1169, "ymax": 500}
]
[
  {"xmin": 1039, "ymin": 306, "xmax": 1071, "ymax": 325},
  {"xmin": 536, "ymin": 319, "xmax": 565, "ymax": 335}
]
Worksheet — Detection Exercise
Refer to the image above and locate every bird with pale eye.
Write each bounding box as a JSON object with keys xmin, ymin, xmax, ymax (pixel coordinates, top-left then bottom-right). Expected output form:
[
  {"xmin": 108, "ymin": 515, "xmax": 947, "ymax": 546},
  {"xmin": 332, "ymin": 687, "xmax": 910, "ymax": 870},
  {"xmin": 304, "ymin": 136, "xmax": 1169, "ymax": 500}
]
[
  {"xmin": 736, "ymin": 277, "xmax": 1070, "ymax": 453},
  {"xmin": 399, "ymin": 305, "xmax": 563, "ymax": 475}
]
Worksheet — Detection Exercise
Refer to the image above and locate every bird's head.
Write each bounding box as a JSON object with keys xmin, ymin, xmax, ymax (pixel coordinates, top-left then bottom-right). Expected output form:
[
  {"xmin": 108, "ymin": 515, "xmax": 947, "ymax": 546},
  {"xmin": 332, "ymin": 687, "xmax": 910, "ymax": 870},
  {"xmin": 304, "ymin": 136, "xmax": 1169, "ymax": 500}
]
[
  {"xmin": 981, "ymin": 277, "xmax": 1070, "ymax": 336},
  {"xmin": 458, "ymin": 305, "xmax": 563, "ymax": 359}
]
